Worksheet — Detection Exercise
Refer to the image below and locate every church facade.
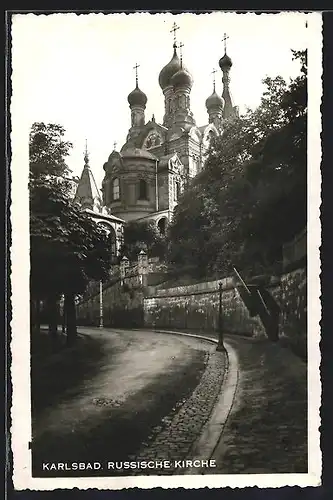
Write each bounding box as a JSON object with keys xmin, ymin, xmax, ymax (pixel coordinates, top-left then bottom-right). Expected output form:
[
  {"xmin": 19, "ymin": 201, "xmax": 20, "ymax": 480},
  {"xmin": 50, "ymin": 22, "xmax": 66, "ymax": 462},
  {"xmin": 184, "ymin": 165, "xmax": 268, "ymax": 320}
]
[{"xmin": 74, "ymin": 31, "xmax": 238, "ymax": 255}]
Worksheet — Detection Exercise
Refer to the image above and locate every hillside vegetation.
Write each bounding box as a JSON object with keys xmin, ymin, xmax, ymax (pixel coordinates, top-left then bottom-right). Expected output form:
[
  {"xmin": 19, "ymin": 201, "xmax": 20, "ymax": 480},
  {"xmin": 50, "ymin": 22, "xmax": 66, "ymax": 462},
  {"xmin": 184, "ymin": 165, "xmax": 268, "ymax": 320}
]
[{"xmin": 168, "ymin": 50, "xmax": 307, "ymax": 279}]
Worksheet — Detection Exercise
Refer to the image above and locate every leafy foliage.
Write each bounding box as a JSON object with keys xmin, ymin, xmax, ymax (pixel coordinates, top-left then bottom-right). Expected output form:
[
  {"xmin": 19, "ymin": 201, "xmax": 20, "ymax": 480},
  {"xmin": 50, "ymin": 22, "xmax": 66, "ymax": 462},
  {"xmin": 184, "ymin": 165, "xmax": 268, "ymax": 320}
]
[
  {"xmin": 120, "ymin": 220, "xmax": 167, "ymax": 261},
  {"xmin": 30, "ymin": 123, "xmax": 112, "ymax": 302},
  {"xmin": 29, "ymin": 122, "xmax": 73, "ymax": 183},
  {"xmin": 168, "ymin": 50, "xmax": 307, "ymax": 278}
]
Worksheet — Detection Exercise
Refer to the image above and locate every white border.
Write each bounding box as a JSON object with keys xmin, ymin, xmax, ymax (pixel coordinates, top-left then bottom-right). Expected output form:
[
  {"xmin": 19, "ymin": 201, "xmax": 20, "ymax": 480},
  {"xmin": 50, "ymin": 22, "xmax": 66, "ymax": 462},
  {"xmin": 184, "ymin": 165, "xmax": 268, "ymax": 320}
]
[{"xmin": 10, "ymin": 11, "xmax": 322, "ymax": 490}]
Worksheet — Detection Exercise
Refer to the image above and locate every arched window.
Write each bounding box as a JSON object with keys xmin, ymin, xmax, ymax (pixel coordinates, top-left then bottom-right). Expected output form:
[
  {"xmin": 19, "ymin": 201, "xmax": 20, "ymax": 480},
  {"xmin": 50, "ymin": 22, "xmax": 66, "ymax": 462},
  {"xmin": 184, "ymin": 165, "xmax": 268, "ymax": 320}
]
[
  {"xmin": 97, "ymin": 222, "xmax": 117, "ymax": 260},
  {"xmin": 138, "ymin": 179, "xmax": 148, "ymax": 200},
  {"xmin": 112, "ymin": 178, "xmax": 120, "ymax": 201},
  {"xmin": 158, "ymin": 217, "xmax": 167, "ymax": 235},
  {"xmin": 209, "ymin": 130, "xmax": 215, "ymax": 141}
]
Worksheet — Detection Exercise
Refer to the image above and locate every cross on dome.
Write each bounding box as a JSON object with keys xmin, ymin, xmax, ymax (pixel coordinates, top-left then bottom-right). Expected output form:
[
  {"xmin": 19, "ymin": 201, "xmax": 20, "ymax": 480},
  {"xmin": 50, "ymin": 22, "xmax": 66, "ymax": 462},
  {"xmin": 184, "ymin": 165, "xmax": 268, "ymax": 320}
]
[
  {"xmin": 219, "ymin": 33, "xmax": 233, "ymax": 71},
  {"xmin": 170, "ymin": 21, "xmax": 180, "ymax": 46},
  {"xmin": 128, "ymin": 63, "xmax": 147, "ymax": 108},
  {"xmin": 211, "ymin": 68, "xmax": 217, "ymax": 91},
  {"xmin": 133, "ymin": 62, "xmax": 140, "ymax": 87},
  {"xmin": 113, "ymin": 141, "xmax": 117, "ymax": 151},
  {"xmin": 179, "ymin": 41, "xmax": 184, "ymax": 65},
  {"xmin": 222, "ymin": 32, "xmax": 229, "ymax": 53}
]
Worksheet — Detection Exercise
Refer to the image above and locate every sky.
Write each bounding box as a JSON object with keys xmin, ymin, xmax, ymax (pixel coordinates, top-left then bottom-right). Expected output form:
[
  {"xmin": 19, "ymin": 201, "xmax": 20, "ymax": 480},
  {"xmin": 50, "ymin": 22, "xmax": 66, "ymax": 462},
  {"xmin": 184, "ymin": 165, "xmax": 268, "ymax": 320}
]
[{"xmin": 12, "ymin": 12, "xmax": 309, "ymax": 189}]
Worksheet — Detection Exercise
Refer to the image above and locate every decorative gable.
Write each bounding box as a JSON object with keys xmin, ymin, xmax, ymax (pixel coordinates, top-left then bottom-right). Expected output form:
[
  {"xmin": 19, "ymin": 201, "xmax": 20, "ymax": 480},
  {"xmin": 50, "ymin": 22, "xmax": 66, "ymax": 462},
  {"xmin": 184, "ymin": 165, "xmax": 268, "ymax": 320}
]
[
  {"xmin": 143, "ymin": 131, "xmax": 162, "ymax": 149},
  {"xmin": 104, "ymin": 151, "xmax": 123, "ymax": 174}
]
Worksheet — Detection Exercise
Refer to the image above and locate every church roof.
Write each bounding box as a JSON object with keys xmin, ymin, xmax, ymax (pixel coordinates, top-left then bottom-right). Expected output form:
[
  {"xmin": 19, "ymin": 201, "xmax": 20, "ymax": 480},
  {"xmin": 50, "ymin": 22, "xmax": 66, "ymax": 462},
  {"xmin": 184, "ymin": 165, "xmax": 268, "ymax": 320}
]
[
  {"xmin": 171, "ymin": 66, "xmax": 193, "ymax": 89},
  {"xmin": 219, "ymin": 52, "xmax": 233, "ymax": 70},
  {"xmin": 83, "ymin": 208, "xmax": 125, "ymax": 224},
  {"xmin": 159, "ymin": 45, "xmax": 182, "ymax": 90},
  {"xmin": 205, "ymin": 90, "xmax": 224, "ymax": 110},
  {"xmin": 145, "ymin": 120, "xmax": 168, "ymax": 132},
  {"xmin": 127, "ymin": 84, "xmax": 147, "ymax": 108},
  {"xmin": 121, "ymin": 148, "xmax": 157, "ymax": 160},
  {"xmin": 121, "ymin": 121, "xmax": 167, "ymax": 152},
  {"xmin": 74, "ymin": 164, "xmax": 102, "ymax": 212}
]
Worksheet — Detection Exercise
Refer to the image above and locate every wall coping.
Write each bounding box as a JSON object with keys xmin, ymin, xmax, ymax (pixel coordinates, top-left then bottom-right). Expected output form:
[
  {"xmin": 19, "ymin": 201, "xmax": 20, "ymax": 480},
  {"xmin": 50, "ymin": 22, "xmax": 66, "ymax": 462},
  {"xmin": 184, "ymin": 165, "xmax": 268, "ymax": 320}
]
[
  {"xmin": 144, "ymin": 272, "xmax": 297, "ymax": 299},
  {"xmin": 146, "ymin": 277, "xmax": 235, "ymax": 298}
]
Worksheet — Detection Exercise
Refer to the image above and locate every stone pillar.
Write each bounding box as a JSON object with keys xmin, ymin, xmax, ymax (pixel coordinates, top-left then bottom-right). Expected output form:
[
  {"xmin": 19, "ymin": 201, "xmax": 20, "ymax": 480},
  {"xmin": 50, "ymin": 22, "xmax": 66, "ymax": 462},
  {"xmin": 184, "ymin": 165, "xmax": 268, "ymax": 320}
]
[
  {"xmin": 138, "ymin": 250, "xmax": 148, "ymax": 286},
  {"xmin": 120, "ymin": 256, "xmax": 130, "ymax": 286}
]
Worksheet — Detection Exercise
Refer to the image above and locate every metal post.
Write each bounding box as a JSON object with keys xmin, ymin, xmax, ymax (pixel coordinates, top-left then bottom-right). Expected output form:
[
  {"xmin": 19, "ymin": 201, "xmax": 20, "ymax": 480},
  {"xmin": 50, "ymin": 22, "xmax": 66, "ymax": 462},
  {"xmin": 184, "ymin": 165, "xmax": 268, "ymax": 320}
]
[
  {"xmin": 216, "ymin": 282, "xmax": 225, "ymax": 352},
  {"xmin": 99, "ymin": 280, "xmax": 104, "ymax": 328},
  {"xmin": 60, "ymin": 295, "xmax": 66, "ymax": 334}
]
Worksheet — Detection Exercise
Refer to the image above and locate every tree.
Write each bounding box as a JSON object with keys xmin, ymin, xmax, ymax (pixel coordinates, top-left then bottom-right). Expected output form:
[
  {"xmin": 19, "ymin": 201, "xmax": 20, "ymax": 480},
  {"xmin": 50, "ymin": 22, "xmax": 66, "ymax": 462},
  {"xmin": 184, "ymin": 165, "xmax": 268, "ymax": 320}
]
[
  {"xmin": 30, "ymin": 122, "xmax": 112, "ymax": 344},
  {"xmin": 121, "ymin": 220, "xmax": 167, "ymax": 261},
  {"xmin": 29, "ymin": 122, "xmax": 73, "ymax": 181},
  {"xmin": 29, "ymin": 122, "xmax": 73, "ymax": 334},
  {"xmin": 236, "ymin": 50, "xmax": 307, "ymax": 274},
  {"xmin": 168, "ymin": 50, "xmax": 307, "ymax": 278}
]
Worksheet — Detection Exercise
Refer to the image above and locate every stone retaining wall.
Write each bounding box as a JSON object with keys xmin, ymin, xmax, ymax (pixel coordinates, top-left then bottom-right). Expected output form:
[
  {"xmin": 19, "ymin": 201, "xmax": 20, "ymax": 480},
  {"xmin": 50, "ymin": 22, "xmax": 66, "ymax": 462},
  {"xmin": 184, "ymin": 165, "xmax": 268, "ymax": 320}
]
[
  {"xmin": 76, "ymin": 264, "xmax": 307, "ymax": 358},
  {"xmin": 144, "ymin": 277, "xmax": 265, "ymax": 337},
  {"xmin": 144, "ymin": 267, "xmax": 307, "ymax": 357},
  {"xmin": 76, "ymin": 273, "xmax": 144, "ymax": 329}
]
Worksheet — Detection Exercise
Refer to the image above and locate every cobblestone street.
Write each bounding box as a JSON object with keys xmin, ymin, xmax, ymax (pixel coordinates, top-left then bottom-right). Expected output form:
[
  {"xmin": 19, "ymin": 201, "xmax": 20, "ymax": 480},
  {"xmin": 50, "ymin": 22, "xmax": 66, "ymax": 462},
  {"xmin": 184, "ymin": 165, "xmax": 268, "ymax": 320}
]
[
  {"xmin": 31, "ymin": 328, "xmax": 226, "ymax": 477},
  {"xmin": 132, "ymin": 348, "xmax": 226, "ymax": 474}
]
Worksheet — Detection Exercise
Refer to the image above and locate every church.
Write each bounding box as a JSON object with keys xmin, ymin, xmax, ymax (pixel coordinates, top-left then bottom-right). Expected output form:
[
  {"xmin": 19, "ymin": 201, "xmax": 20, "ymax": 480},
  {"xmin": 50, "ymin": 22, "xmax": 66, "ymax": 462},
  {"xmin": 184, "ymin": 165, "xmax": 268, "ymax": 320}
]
[{"xmin": 73, "ymin": 26, "xmax": 238, "ymax": 258}]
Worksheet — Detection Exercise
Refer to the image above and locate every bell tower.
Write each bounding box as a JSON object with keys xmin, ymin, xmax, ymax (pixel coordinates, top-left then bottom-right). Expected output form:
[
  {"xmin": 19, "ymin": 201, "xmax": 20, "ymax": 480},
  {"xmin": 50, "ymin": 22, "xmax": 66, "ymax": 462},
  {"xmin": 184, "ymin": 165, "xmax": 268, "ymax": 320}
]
[
  {"xmin": 171, "ymin": 41, "xmax": 195, "ymax": 128},
  {"xmin": 219, "ymin": 33, "xmax": 237, "ymax": 119}
]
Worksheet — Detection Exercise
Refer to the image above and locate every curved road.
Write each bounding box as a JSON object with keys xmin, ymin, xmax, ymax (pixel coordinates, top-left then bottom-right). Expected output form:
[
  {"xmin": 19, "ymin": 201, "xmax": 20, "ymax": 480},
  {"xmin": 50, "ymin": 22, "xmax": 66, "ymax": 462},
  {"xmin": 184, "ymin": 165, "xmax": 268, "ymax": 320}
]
[{"xmin": 32, "ymin": 328, "xmax": 223, "ymax": 477}]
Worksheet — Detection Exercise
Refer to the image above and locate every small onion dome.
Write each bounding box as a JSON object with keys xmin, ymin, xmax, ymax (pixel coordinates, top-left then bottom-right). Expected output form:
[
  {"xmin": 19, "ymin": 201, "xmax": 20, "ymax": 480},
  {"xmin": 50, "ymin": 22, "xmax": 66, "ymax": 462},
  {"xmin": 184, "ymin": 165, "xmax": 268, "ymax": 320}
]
[
  {"xmin": 158, "ymin": 46, "xmax": 182, "ymax": 90},
  {"xmin": 219, "ymin": 53, "xmax": 233, "ymax": 70},
  {"xmin": 127, "ymin": 85, "xmax": 147, "ymax": 108},
  {"xmin": 205, "ymin": 91, "xmax": 224, "ymax": 110},
  {"xmin": 171, "ymin": 67, "xmax": 193, "ymax": 89}
]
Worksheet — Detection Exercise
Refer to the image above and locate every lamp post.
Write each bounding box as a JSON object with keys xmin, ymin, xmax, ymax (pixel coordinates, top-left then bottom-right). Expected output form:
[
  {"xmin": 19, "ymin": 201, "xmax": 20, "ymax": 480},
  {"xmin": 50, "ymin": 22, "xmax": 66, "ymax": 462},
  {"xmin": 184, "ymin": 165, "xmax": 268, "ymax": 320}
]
[
  {"xmin": 99, "ymin": 280, "xmax": 104, "ymax": 328},
  {"xmin": 216, "ymin": 282, "xmax": 225, "ymax": 352},
  {"xmin": 60, "ymin": 295, "xmax": 66, "ymax": 334}
]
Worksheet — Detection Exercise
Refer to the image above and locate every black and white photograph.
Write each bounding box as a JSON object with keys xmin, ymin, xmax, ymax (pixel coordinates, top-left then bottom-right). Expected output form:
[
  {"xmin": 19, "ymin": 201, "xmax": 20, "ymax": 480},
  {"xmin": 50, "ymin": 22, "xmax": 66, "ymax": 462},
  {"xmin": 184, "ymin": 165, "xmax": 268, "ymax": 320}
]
[{"xmin": 10, "ymin": 11, "xmax": 322, "ymax": 490}]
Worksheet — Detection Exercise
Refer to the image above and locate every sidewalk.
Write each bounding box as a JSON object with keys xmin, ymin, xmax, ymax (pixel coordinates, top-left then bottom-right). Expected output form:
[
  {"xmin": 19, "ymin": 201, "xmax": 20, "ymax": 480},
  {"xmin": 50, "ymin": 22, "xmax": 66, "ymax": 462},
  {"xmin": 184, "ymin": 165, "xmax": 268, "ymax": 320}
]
[
  {"xmin": 155, "ymin": 329, "xmax": 307, "ymax": 474},
  {"xmin": 213, "ymin": 334, "xmax": 307, "ymax": 473}
]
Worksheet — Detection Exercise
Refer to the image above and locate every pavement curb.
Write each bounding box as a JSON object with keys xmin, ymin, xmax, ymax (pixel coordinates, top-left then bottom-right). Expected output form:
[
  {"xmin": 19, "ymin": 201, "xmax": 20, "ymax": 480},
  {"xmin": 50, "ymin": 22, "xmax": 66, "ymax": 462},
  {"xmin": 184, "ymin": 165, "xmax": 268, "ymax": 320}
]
[{"xmin": 151, "ymin": 329, "xmax": 240, "ymax": 474}]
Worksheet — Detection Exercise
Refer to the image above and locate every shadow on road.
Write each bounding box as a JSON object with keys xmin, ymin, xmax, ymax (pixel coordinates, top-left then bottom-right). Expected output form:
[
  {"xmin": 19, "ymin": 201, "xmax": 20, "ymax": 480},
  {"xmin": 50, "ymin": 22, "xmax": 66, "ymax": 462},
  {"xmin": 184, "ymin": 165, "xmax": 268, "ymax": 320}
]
[{"xmin": 31, "ymin": 329, "xmax": 208, "ymax": 477}]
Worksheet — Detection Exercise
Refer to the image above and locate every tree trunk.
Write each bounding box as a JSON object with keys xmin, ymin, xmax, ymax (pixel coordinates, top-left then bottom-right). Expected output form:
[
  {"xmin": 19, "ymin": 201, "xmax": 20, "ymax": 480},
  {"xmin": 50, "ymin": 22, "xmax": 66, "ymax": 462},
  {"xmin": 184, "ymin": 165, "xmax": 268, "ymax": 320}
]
[
  {"xmin": 65, "ymin": 293, "xmax": 77, "ymax": 346},
  {"xmin": 47, "ymin": 295, "xmax": 58, "ymax": 339},
  {"xmin": 35, "ymin": 298, "xmax": 41, "ymax": 333},
  {"xmin": 31, "ymin": 298, "xmax": 41, "ymax": 334}
]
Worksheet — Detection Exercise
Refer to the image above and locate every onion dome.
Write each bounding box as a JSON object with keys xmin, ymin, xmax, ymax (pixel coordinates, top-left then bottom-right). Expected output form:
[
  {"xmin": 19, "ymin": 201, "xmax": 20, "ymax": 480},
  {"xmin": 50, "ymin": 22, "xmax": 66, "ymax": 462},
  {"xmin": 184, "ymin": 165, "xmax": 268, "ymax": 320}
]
[
  {"xmin": 205, "ymin": 90, "xmax": 224, "ymax": 110},
  {"xmin": 171, "ymin": 66, "xmax": 193, "ymax": 89},
  {"xmin": 158, "ymin": 45, "xmax": 182, "ymax": 90},
  {"xmin": 219, "ymin": 53, "xmax": 233, "ymax": 70},
  {"xmin": 127, "ymin": 85, "xmax": 147, "ymax": 108}
]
